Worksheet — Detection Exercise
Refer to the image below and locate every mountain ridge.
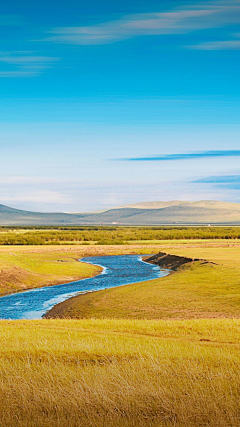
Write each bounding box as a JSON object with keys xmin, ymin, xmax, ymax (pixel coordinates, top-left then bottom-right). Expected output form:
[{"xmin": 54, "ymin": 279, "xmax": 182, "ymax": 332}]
[{"xmin": 0, "ymin": 201, "xmax": 240, "ymax": 225}]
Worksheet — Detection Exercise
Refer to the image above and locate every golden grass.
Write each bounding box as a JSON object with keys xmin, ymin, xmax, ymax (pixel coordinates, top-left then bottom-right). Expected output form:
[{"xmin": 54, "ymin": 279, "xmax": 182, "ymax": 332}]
[
  {"xmin": 1, "ymin": 239, "xmax": 239, "ymax": 296},
  {"xmin": 0, "ymin": 246, "xmax": 100, "ymax": 295},
  {"xmin": 0, "ymin": 318, "xmax": 240, "ymax": 427},
  {"xmin": 1, "ymin": 241, "xmax": 240, "ymax": 426},
  {"xmin": 0, "ymin": 244, "xmax": 163, "ymax": 295},
  {"xmin": 0, "ymin": 240, "xmax": 213, "ymax": 296},
  {"xmin": 47, "ymin": 245, "xmax": 240, "ymax": 319}
]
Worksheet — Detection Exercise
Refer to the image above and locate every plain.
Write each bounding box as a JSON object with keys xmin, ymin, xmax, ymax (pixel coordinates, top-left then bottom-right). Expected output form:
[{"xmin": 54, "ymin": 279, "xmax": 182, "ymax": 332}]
[{"xmin": 0, "ymin": 235, "xmax": 240, "ymax": 426}]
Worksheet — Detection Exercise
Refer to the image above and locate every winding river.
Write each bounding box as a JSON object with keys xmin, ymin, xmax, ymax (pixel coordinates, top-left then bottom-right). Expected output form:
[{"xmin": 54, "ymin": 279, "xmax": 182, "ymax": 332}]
[{"xmin": 0, "ymin": 254, "xmax": 169, "ymax": 320}]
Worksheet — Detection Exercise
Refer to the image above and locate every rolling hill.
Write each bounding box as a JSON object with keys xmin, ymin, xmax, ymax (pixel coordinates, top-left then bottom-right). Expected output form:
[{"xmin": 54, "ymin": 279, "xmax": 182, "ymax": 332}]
[
  {"xmin": 0, "ymin": 204, "xmax": 86, "ymax": 226},
  {"xmin": 0, "ymin": 200, "xmax": 240, "ymax": 225},
  {"xmin": 76, "ymin": 201, "xmax": 240, "ymax": 225}
]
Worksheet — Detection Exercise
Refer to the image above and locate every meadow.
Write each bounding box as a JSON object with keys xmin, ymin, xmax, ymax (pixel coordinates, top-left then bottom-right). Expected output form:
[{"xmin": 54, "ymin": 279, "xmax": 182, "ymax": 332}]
[
  {"xmin": 0, "ymin": 245, "xmax": 100, "ymax": 296},
  {"xmin": 1, "ymin": 233, "xmax": 240, "ymax": 426},
  {"xmin": 0, "ymin": 318, "xmax": 239, "ymax": 427},
  {"xmin": 1, "ymin": 225, "xmax": 240, "ymax": 245},
  {"xmin": 0, "ymin": 243, "xmax": 163, "ymax": 295},
  {"xmin": 48, "ymin": 244, "xmax": 240, "ymax": 320}
]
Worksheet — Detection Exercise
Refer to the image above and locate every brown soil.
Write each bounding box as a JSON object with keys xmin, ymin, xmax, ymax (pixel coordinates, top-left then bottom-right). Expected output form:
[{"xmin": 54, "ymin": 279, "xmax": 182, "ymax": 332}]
[{"xmin": 144, "ymin": 252, "xmax": 198, "ymax": 270}]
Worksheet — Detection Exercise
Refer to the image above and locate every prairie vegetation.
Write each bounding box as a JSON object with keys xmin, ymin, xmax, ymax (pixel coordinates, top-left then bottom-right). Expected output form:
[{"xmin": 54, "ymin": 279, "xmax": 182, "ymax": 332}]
[
  {"xmin": 46, "ymin": 245, "xmax": 240, "ymax": 320},
  {"xmin": 1, "ymin": 226, "xmax": 240, "ymax": 245},
  {"xmin": 1, "ymin": 237, "xmax": 240, "ymax": 296},
  {"xmin": 0, "ymin": 246, "xmax": 100, "ymax": 296},
  {"xmin": 0, "ymin": 318, "xmax": 240, "ymax": 427},
  {"xmin": 1, "ymin": 237, "xmax": 240, "ymax": 426},
  {"xmin": 0, "ymin": 243, "xmax": 162, "ymax": 295}
]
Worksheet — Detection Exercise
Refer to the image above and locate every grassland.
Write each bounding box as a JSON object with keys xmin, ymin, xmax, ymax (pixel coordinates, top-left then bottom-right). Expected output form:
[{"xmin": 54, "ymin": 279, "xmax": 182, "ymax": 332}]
[
  {"xmin": 1, "ymin": 318, "xmax": 240, "ymax": 427},
  {"xmin": 0, "ymin": 243, "xmax": 167, "ymax": 295},
  {"xmin": 1, "ymin": 237, "xmax": 240, "ymax": 426},
  {"xmin": 1, "ymin": 238, "xmax": 240, "ymax": 296},
  {"xmin": 0, "ymin": 245, "xmax": 99, "ymax": 295},
  {"xmin": 46, "ymin": 243, "xmax": 240, "ymax": 320}
]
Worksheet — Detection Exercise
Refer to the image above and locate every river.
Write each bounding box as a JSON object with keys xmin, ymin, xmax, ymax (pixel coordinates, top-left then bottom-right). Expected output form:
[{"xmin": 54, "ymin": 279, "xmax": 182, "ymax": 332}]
[{"xmin": 0, "ymin": 254, "xmax": 169, "ymax": 320}]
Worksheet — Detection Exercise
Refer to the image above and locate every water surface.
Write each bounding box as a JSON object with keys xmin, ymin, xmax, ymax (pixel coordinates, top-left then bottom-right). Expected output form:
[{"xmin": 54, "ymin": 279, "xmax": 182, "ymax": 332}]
[{"xmin": 0, "ymin": 254, "xmax": 168, "ymax": 320}]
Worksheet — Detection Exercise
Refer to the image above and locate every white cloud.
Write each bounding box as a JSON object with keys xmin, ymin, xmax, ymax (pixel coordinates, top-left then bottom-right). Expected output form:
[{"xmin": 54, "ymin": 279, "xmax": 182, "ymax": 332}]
[
  {"xmin": 188, "ymin": 32, "xmax": 240, "ymax": 49},
  {"xmin": 46, "ymin": 1, "xmax": 240, "ymax": 45},
  {"xmin": 0, "ymin": 52, "xmax": 59, "ymax": 77},
  {"xmin": 0, "ymin": 56, "xmax": 57, "ymax": 64},
  {"xmin": 189, "ymin": 39, "xmax": 240, "ymax": 49}
]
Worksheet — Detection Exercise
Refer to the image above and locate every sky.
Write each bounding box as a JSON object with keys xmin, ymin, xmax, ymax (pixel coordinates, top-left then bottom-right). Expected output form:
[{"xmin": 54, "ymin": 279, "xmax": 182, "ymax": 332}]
[{"xmin": 0, "ymin": 0, "xmax": 240, "ymax": 212}]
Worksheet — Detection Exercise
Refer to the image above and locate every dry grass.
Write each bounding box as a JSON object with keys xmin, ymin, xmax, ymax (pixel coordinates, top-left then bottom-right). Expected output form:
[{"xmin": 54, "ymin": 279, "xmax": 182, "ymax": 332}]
[
  {"xmin": 0, "ymin": 244, "xmax": 162, "ymax": 295},
  {"xmin": 0, "ymin": 318, "xmax": 240, "ymax": 427},
  {"xmin": 1, "ymin": 241, "xmax": 240, "ymax": 426},
  {"xmin": 47, "ymin": 245, "xmax": 240, "ymax": 320},
  {"xmin": 1, "ymin": 239, "xmax": 240, "ymax": 295}
]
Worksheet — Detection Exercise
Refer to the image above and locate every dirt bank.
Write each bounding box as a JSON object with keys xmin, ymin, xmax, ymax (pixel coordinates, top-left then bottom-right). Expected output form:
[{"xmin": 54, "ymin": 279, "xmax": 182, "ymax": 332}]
[{"xmin": 145, "ymin": 252, "xmax": 198, "ymax": 270}]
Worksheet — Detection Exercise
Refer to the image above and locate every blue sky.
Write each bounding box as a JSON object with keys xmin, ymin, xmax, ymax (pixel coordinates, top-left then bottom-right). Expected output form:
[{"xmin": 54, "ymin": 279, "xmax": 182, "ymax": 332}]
[{"xmin": 0, "ymin": 0, "xmax": 240, "ymax": 211}]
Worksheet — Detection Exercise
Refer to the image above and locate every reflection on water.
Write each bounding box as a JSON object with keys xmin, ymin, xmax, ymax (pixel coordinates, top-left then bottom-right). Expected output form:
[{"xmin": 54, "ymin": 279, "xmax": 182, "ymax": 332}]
[{"xmin": 0, "ymin": 254, "xmax": 169, "ymax": 320}]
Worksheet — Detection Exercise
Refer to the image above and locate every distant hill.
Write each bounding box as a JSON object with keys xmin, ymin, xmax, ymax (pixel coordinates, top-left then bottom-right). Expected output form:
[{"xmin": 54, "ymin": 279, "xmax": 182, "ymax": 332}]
[
  {"xmin": 0, "ymin": 201, "xmax": 240, "ymax": 226},
  {"xmin": 0, "ymin": 204, "xmax": 86, "ymax": 226},
  {"xmin": 118, "ymin": 200, "xmax": 240, "ymax": 211}
]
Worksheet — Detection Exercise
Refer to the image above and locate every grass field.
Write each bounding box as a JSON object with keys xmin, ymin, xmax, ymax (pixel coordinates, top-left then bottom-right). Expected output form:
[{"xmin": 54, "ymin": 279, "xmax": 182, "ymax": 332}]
[
  {"xmin": 1, "ymin": 239, "xmax": 240, "ymax": 296},
  {"xmin": 0, "ymin": 245, "xmax": 100, "ymax": 295},
  {"xmin": 0, "ymin": 243, "xmax": 162, "ymax": 295},
  {"xmin": 1, "ymin": 318, "xmax": 240, "ymax": 427},
  {"xmin": 46, "ymin": 243, "xmax": 240, "ymax": 320},
  {"xmin": 1, "ymin": 239, "xmax": 240, "ymax": 426}
]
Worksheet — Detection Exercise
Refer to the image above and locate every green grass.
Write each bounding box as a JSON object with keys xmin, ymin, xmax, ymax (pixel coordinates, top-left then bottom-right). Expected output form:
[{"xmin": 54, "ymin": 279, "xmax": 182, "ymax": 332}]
[
  {"xmin": 0, "ymin": 246, "xmax": 101, "ymax": 295},
  {"xmin": 0, "ymin": 318, "xmax": 240, "ymax": 427},
  {"xmin": 2, "ymin": 226, "xmax": 240, "ymax": 245}
]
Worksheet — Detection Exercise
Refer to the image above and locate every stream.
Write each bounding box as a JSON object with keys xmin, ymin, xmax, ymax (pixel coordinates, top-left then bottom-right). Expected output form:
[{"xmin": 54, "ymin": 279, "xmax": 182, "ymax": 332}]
[{"xmin": 0, "ymin": 254, "xmax": 169, "ymax": 319}]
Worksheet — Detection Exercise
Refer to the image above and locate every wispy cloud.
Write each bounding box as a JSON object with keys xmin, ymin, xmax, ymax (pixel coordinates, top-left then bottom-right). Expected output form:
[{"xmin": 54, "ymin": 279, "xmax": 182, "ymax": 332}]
[
  {"xmin": 190, "ymin": 40, "xmax": 240, "ymax": 49},
  {"xmin": 122, "ymin": 150, "xmax": 240, "ymax": 162},
  {"xmin": 189, "ymin": 32, "xmax": 240, "ymax": 49},
  {"xmin": 193, "ymin": 175, "xmax": 240, "ymax": 183},
  {"xmin": 193, "ymin": 174, "xmax": 240, "ymax": 190},
  {"xmin": 46, "ymin": 1, "xmax": 240, "ymax": 45},
  {"xmin": 0, "ymin": 52, "xmax": 59, "ymax": 77}
]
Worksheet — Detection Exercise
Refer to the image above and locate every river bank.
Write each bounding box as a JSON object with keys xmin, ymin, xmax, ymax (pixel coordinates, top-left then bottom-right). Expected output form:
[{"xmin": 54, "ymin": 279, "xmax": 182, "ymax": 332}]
[
  {"xmin": 0, "ymin": 254, "xmax": 166, "ymax": 319},
  {"xmin": 0, "ymin": 240, "xmax": 239, "ymax": 296},
  {"xmin": 0, "ymin": 244, "xmax": 163, "ymax": 296},
  {"xmin": 42, "ymin": 245, "xmax": 240, "ymax": 320},
  {"xmin": 144, "ymin": 251, "xmax": 197, "ymax": 269},
  {"xmin": 44, "ymin": 252, "xmax": 198, "ymax": 319}
]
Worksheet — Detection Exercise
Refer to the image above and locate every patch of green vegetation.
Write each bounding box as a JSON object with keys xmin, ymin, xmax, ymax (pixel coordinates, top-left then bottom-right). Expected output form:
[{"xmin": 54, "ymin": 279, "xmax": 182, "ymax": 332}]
[
  {"xmin": 0, "ymin": 246, "xmax": 101, "ymax": 295},
  {"xmin": 1, "ymin": 226, "xmax": 240, "ymax": 245}
]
